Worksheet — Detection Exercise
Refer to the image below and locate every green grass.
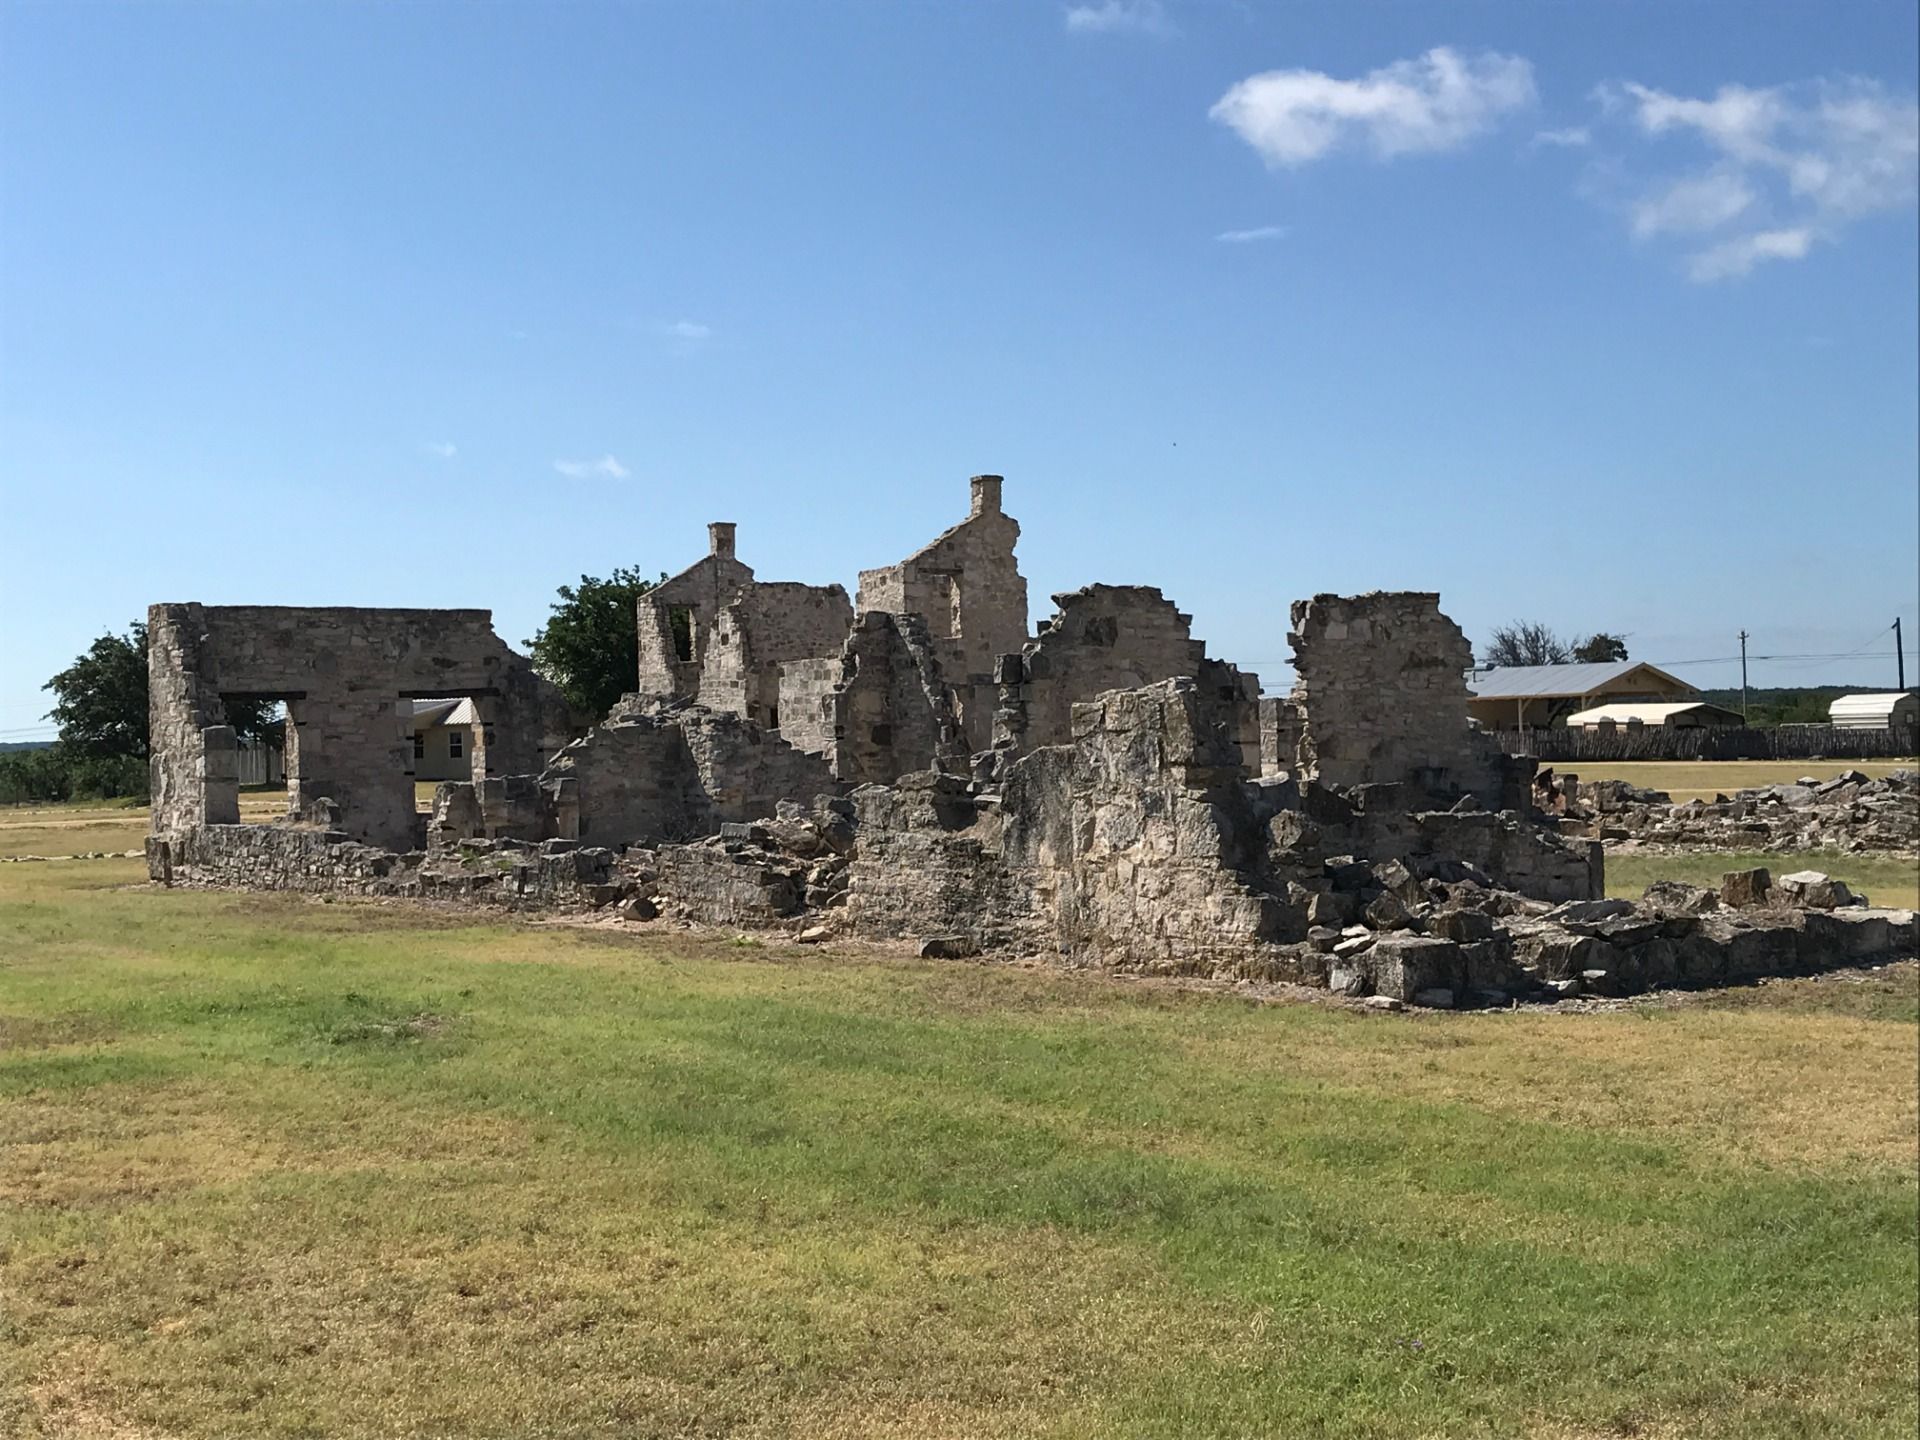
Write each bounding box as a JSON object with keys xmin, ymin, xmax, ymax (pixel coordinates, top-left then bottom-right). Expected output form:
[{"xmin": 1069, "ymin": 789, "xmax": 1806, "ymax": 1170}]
[
  {"xmin": 1607, "ymin": 849, "xmax": 1920, "ymax": 908},
  {"xmin": 2, "ymin": 856, "xmax": 1916, "ymax": 1438}
]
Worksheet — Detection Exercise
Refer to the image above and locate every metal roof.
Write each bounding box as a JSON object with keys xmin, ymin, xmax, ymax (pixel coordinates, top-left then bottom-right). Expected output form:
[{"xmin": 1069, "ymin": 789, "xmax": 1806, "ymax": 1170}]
[
  {"xmin": 1565, "ymin": 701, "xmax": 1741, "ymax": 727},
  {"xmin": 1829, "ymin": 693, "xmax": 1915, "ymax": 720},
  {"xmin": 1466, "ymin": 660, "xmax": 1693, "ymax": 700},
  {"xmin": 409, "ymin": 697, "xmax": 478, "ymax": 728}
]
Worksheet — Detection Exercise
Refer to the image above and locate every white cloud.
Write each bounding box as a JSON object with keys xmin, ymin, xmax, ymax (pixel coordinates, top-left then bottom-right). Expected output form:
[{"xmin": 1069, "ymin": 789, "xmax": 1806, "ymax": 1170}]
[
  {"xmin": 1630, "ymin": 172, "xmax": 1755, "ymax": 237},
  {"xmin": 554, "ymin": 455, "xmax": 631, "ymax": 480},
  {"xmin": 1210, "ymin": 47, "xmax": 1535, "ymax": 167},
  {"xmin": 1686, "ymin": 226, "xmax": 1814, "ymax": 282},
  {"xmin": 421, "ymin": 441, "xmax": 457, "ymax": 460},
  {"xmin": 1530, "ymin": 125, "xmax": 1591, "ymax": 149},
  {"xmin": 1597, "ymin": 76, "xmax": 1917, "ymax": 280},
  {"xmin": 1215, "ymin": 224, "xmax": 1289, "ymax": 243},
  {"xmin": 1064, "ymin": 1, "xmax": 1171, "ymax": 36},
  {"xmin": 665, "ymin": 320, "xmax": 712, "ymax": 341}
]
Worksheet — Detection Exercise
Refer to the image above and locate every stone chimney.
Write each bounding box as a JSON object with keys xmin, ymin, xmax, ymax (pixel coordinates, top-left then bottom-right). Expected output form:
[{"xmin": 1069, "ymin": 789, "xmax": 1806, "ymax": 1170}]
[
  {"xmin": 708, "ymin": 522, "xmax": 737, "ymax": 559},
  {"xmin": 969, "ymin": 474, "xmax": 1003, "ymax": 518}
]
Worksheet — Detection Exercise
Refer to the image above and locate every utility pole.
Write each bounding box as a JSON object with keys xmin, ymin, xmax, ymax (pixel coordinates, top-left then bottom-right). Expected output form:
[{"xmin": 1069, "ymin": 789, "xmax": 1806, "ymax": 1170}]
[
  {"xmin": 1897, "ymin": 617, "xmax": 1906, "ymax": 691},
  {"xmin": 1738, "ymin": 630, "xmax": 1750, "ymax": 723}
]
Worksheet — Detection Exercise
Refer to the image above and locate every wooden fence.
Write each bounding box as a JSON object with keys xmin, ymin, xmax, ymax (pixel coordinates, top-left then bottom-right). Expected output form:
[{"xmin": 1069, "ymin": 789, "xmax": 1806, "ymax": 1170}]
[
  {"xmin": 1493, "ymin": 725, "xmax": 1918, "ymax": 764},
  {"xmin": 236, "ymin": 744, "xmax": 285, "ymax": 787}
]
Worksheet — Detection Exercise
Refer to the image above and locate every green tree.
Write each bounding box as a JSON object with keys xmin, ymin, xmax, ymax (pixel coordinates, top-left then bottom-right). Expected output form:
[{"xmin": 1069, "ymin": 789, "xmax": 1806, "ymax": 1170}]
[
  {"xmin": 1571, "ymin": 632, "xmax": 1629, "ymax": 664},
  {"xmin": 43, "ymin": 621, "xmax": 274, "ymax": 760},
  {"xmin": 526, "ymin": 568, "xmax": 664, "ymax": 720}
]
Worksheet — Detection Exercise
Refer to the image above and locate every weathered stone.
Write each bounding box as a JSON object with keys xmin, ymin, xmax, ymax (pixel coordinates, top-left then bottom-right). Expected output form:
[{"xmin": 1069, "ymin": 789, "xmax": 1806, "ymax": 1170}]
[
  {"xmin": 1641, "ymin": 880, "xmax": 1719, "ymax": 914},
  {"xmin": 1365, "ymin": 935, "xmax": 1463, "ymax": 1002},
  {"xmin": 919, "ymin": 934, "xmax": 980, "ymax": 960},
  {"xmin": 1777, "ymin": 870, "xmax": 1853, "ymax": 909},
  {"xmin": 1721, "ymin": 868, "xmax": 1772, "ymax": 908}
]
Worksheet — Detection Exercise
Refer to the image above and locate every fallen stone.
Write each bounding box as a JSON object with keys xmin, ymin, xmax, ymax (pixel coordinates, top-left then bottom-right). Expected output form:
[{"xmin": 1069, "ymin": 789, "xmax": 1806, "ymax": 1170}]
[
  {"xmin": 1362, "ymin": 995, "xmax": 1405, "ymax": 1012},
  {"xmin": 919, "ymin": 934, "xmax": 979, "ymax": 960},
  {"xmin": 797, "ymin": 925, "xmax": 831, "ymax": 945},
  {"xmin": 1641, "ymin": 880, "xmax": 1719, "ymax": 914},
  {"xmin": 615, "ymin": 894, "xmax": 658, "ymax": 921},
  {"xmin": 1720, "ymin": 868, "xmax": 1772, "ymax": 908},
  {"xmin": 1777, "ymin": 870, "xmax": 1853, "ymax": 909}
]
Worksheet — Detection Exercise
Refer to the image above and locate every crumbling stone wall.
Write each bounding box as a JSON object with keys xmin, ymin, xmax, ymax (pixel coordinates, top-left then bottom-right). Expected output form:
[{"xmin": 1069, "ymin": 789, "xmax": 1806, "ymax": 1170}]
[
  {"xmin": 634, "ymin": 522, "xmax": 851, "ymax": 725},
  {"xmin": 149, "ymin": 603, "xmax": 570, "ymax": 854},
  {"xmin": 533, "ymin": 700, "xmax": 838, "ymax": 849},
  {"xmin": 857, "ymin": 475, "xmax": 1028, "ymax": 752},
  {"xmin": 1289, "ymin": 593, "xmax": 1521, "ymax": 809},
  {"xmin": 700, "ymin": 581, "xmax": 855, "ymax": 729},
  {"xmin": 993, "ymin": 586, "xmax": 1205, "ymax": 753},
  {"xmin": 1258, "ymin": 695, "xmax": 1302, "ymax": 777},
  {"xmin": 1002, "ymin": 681, "xmax": 1300, "ymax": 971}
]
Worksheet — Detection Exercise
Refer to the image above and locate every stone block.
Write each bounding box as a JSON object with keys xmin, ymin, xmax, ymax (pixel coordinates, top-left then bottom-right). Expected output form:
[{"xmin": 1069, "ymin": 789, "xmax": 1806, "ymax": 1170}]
[
  {"xmin": 1720, "ymin": 868, "xmax": 1772, "ymax": 908},
  {"xmin": 1365, "ymin": 935, "xmax": 1463, "ymax": 1002}
]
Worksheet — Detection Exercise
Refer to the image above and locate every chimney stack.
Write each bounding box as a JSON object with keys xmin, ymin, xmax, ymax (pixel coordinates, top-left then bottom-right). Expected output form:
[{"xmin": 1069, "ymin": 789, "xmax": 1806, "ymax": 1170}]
[
  {"xmin": 708, "ymin": 522, "xmax": 737, "ymax": 559},
  {"xmin": 969, "ymin": 474, "xmax": 1003, "ymax": 518}
]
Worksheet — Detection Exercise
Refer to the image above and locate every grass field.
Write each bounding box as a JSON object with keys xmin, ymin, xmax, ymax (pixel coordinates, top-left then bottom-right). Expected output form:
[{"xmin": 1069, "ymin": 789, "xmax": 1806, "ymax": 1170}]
[
  {"xmin": 1545, "ymin": 759, "xmax": 1916, "ymax": 805},
  {"xmin": 1606, "ymin": 850, "xmax": 1920, "ymax": 907},
  {"xmin": 3, "ymin": 817, "xmax": 1918, "ymax": 1435}
]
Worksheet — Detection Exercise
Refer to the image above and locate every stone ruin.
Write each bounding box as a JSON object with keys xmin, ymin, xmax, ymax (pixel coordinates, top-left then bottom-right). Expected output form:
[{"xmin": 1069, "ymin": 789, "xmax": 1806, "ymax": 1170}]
[
  {"xmin": 146, "ymin": 475, "xmax": 1918, "ymax": 1007},
  {"xmin": 1537, "ymin": 767, "xmax": 1919, "ymax": 855}
]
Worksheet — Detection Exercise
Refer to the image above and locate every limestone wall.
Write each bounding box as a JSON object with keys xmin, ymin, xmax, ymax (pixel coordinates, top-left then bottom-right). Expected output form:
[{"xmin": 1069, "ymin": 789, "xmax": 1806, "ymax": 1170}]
[
  {"xmin": 149, "ymin": 602, "xmax": 570, "ymax": 852},
  {"xmin": 993, "ymin": 586, "xmax": 1205, "ymax": 753},
  {"xmin": 856, "ymin": 475, "xmax": 1028, "ymax": 751},
  {"xmin": 1288, "ymin": 592, "xmax": 1521, "ymax": 808}
]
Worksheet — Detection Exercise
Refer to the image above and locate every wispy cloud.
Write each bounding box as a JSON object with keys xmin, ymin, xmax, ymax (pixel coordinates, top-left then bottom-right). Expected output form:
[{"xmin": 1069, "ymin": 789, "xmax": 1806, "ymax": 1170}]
[
  {"xmin": 554, "ymin": 455, "xmax": 631, "ymax": 480},
  {"xmin": 1530, "ymin": 125, "xmax": 1591, "ymax": 149},
  {"xmin": 1064, "ymin": 1, "xmax": 1172, "ymax": 36},
  {"xmin": 1593, "ymin": 76, "xmax": 1918, "ymax": 280},
  {"xmin": 421, "ymin": 441, "xmax": 457, "ymax": 460},
  {"xmin": 665, "ymin": 320, "xmax": 712, "ymax": 341},
  {"xmin": 1686, "ymin": 226, "xmax": 1814, "ymax": 282},
  {"xmin": 1211, "ymin": 47, "xmax": 1535, "ymax": 168},
  {"xmin": 1215, "ymin": 224, "xmax": 1289, "ymax": 243}
]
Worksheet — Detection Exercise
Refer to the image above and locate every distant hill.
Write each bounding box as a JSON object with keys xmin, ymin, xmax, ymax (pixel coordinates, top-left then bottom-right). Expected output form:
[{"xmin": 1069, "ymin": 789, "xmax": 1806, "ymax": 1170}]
[
  {"xmin": 1696, "ymin": 685, "xmax": 1915, "ymax": 728},
  {"xmin": 0, "ymin": 740, "xmax": 55, "ymax": 753}
]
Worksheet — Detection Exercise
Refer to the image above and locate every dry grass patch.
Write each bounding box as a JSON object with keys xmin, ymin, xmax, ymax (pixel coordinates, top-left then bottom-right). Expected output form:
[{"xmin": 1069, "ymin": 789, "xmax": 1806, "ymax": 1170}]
[{"xmin": 1556, "ymin": 759, "xmax": 1915, "ymax": 804}]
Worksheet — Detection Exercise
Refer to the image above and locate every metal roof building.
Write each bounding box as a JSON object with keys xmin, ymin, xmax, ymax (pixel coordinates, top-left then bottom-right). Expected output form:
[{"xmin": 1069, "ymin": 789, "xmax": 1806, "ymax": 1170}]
[
  {"xmin": 1465, "ymin": 660, "xmax": 1697, "ymax": 730},
  {"xmin": 1565, "ymin": 700, "xmax": 1743, "ymax": 729},
  {"xmin": 1828, "ymin": 692, "xmax": 1918, "ymax": 732}
]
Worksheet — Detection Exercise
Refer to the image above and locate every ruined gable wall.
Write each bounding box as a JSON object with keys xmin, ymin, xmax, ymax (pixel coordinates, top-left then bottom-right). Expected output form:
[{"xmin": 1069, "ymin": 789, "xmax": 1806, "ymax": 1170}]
[
  {"xmin": 993, "ymin": 586, "xmax": 1206, "ymax": 755},
  {"xmin": 855, "ymin": 476, "xmax": 1028, "ymax": 752},
  {"xmin": 635, "ymin": 539, "xmax": 756, "ymax": 704}
]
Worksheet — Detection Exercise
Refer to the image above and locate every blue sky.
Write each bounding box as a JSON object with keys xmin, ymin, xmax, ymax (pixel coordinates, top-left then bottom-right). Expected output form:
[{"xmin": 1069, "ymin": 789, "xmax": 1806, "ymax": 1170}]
[{"xmin": 3, "ymin": 0, "xmax": 1916, "ymax": 737}]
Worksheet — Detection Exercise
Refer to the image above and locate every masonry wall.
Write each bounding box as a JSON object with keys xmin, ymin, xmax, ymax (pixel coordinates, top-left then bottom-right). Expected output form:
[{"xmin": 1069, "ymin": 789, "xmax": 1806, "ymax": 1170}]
[
  {"xmin": 149, "ymin": 602, "xmax": 570, "ymax": 853},
  {"xmin": 635, "ymin": 525, "xmax": 756, "ymax": 704},
  {"xmin": 856, "ymin": 475, "xmax": 1028, "ymax": 752},
  {"xmin": 535, "ymin": 701, "xmax": 840, "ymax": 850},
  {"xmin": 699, "ymin": 581, "xmax": 853, "ymax": 728},
  {"xmin": 1288, "ymin": 592, "xmax": 1520, "ymax": 808},
  {"xmin": 993, "ymin": 586, "xmax": 1205, "ymax": 753}
]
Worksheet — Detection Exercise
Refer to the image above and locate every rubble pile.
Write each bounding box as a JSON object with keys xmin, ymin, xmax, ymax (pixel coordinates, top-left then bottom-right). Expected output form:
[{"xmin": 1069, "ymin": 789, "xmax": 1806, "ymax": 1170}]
[{"xmin": 1536, "ymin": 768, "xmax": 1919, "ymax": 855}]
